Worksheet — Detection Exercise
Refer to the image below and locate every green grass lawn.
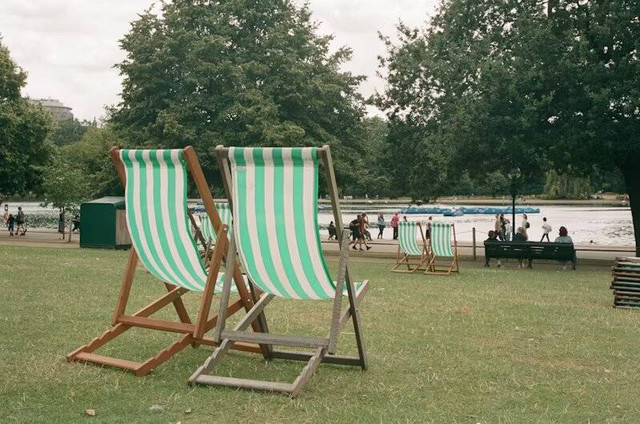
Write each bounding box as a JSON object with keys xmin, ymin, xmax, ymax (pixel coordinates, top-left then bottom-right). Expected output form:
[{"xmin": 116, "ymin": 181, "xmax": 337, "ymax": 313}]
[{"xmin": 1, "ymin": 246, "xmax": 639, "ymax": 423}]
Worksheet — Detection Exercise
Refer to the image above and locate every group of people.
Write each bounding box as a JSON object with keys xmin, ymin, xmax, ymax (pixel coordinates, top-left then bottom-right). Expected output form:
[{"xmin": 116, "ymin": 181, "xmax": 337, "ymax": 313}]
[
  {"xmin": 327, "ymin": 213, "xmax": 373, "ymax": 250},
  {"xmin": 491, "ymin": 213, "xmax": 565, "ymax": 244},
  {"xmin": 2, "ymin": 206, "xmax": 26, "ymax": 236},
  {"xmin": 486, "ymin": 215, "xmax": 574, "ymax": 268},
  {"xmin": 328, "ymin": 212, "xmax": 435, "ymax": 249}
]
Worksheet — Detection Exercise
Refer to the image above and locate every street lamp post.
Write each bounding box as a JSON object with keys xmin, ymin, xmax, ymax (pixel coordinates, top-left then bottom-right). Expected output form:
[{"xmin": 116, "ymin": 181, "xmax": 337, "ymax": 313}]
[{"xmin": 507, "ymin": 168, "xmax": 521, "ymax": 240}]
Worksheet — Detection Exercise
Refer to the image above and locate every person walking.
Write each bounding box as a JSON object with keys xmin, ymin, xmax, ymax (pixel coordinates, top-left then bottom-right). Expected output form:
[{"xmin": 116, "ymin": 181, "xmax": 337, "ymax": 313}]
[
  {"xmin": 504, "ymin": 219, "xmax": 512, "ymax": 241},
  {"xmin": 361, "ymin": 213, "xmax": 372, "ymax": 241},
  {"xmin": 2, "ymin": 207, "xmax": 8, "ymax": 227},
  {"xmin": 426, "ymin": 216, "xmax": 433, "ymax": 240},
  {"xmin": 7, "ymin": 214, "xmax": 15, "ymax": 236},
  {"xmin": 494, "ymin": 214, "xmax": 503, "ymax": 241},
  {"xmin": 391, "ymin": 213, "xmax": 399, "ymax": 240},
  {"xmin": 327, "ymin": 221, "xmax": 337, "ymax": 240},
  {"xmin": 521, "ymin": 213, "xmax": 529, "ymax": 238},
  {"xmin": 377, "ymin": 213, "xmax": 385, "ymax": 239},
  {"xmin": 500, "ymin": 214, "xmax": 506, "ymax": 240},
  {"xmin": 541, "ymin": 217, "xmax": 552, "ymax": 242},
  {"xmin": 16, "ymin": 206, "xmax": 26, "ymax": 236}
]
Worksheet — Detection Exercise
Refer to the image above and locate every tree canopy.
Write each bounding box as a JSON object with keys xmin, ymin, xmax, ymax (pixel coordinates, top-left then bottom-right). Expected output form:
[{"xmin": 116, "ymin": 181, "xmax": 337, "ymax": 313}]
[
  {"xmin": 0, "ymin": 41, "xmax": 51, "ymax": 202},
  {"xmin": 376, "ymin": 0, "xmax": 640, "ymax": 253},
  {"xmin": 110, "ymin": 0, "xmax": 367, "ymax": 194}
]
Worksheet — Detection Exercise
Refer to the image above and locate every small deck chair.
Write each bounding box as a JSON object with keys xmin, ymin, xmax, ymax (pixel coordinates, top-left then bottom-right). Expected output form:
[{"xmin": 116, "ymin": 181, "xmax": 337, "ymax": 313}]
[
  {"xmin": 197, "ymin": 202, "xmax": 232, "ymax": 263},
  {"xmin": 67, "ymin": 147, "xmax": 265, "ymax": 376},
  {"xmin": 426, "ymin": 222, "xmax": 460, "ymax": 275},
  {"xmin": 189, "ymin": 145, "xmax": 369, "ymax": 397},
  {"xmin": 392, "ymin": 221, "xmax": 429, "ymax": 273}
]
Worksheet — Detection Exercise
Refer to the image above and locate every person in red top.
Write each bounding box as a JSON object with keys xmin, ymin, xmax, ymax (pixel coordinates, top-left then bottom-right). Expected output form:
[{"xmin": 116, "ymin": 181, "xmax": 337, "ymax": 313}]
[{"xmin": 391, "ymin": 213, "xmax": 400, "ymax": 240}]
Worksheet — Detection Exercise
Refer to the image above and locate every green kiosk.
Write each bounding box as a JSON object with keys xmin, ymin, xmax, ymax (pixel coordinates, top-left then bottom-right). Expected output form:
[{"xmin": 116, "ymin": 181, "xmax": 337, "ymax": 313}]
[{"xmin": 79, "ymin": 197, "xmax": 131, "ymax": 249}]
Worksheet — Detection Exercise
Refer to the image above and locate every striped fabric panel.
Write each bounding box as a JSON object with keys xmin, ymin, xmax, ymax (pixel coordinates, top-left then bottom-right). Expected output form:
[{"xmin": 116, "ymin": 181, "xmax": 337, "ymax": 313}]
[
  {"xmin": 120, "ymin": 149, "xmax": 237, "ymax": 294},
  {"xmin": 229, "ymin": 147, "xmax": 338, "ymax": 300},
  {"xmin": 198, "ymin": 202, "xmax": 232, "ymax": 244},
  {"xmin": 431, "ymin": 222, "xmax": 454, "ymax": 257},
  {"xmin": 398, "ymin": 222, "xmax": 423, "ymax": 256}
]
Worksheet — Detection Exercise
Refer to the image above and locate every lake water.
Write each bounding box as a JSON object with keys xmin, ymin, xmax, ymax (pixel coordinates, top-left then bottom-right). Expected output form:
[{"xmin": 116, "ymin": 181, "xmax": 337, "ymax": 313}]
[
  {"xmin": 5, "ymin": 202, "xmax": 634, "ymax": 247},
  {"xmin": 321, "ymin": 205, "xmax": 634, "ymax": 246}
]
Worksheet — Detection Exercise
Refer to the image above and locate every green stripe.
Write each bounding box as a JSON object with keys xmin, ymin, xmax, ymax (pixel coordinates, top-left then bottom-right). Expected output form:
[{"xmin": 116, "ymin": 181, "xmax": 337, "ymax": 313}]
[
  {"xmin": 272, "ymin": 149, "xmax": 307, "ymax": 298},
  {"xmin": 234, "ymin": 151, "xmax": 269, "ymax": 293}
]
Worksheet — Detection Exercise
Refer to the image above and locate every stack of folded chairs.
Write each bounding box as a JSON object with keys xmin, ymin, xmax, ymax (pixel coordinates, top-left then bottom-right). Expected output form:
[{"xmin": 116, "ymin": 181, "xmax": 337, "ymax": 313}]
[{"xmin": 611, "ymin": 257, "xmax": 640, "ymax": 308}]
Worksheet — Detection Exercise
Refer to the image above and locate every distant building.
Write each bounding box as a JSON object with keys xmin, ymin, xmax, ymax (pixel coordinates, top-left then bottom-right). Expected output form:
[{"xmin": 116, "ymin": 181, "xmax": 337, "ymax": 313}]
[{"xmin": 27, "ymin": 98, "xmax": 74, "ymax": 122}]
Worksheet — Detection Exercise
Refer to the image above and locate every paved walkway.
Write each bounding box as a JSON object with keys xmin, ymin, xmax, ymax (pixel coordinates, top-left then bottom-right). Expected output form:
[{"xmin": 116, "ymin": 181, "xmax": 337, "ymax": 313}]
[{"xmin": 0, "ymin": 227, "xmax": 635, "ymax": 265}]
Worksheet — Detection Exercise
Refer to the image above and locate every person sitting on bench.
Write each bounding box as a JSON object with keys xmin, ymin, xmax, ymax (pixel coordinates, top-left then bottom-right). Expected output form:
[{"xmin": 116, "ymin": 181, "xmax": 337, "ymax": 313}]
[
  {"xmin": 554, "ymin": 226, "xmax": 576, "ymax": 270},
  {"xmin": 484, "ymin": 230, "xmax": 502, "ymax": 268}
]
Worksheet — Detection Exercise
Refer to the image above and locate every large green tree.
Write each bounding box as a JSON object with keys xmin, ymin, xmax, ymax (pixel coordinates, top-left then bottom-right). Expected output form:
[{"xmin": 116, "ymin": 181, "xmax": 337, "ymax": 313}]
[
  {"xmin": 0, "ymin": 41, "xmax": 51, "ymax": 202},
  {"xmin": 377, "ymin": 0, "xmax": 640, "ymax": 254},
  {"xmin": 110, "ymin": 0, "xmax": 366, "ymax": 194}
]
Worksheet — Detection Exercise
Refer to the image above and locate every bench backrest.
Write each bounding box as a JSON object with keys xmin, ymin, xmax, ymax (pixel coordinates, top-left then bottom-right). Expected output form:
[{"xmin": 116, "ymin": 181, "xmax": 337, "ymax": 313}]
[{"xmin": 485, "ymin": 241, "xmax": 575, "ymax": 260}]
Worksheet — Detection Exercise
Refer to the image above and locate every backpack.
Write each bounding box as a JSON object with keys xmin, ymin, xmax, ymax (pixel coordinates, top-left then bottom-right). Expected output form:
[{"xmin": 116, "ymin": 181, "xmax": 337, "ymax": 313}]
[{"xmin": 525, "ymin": 221, "xmax": 530, "ymax": 229}]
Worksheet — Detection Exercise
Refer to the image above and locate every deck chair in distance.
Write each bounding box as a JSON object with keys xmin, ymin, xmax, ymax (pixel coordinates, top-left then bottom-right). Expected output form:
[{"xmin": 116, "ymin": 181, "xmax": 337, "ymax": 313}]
[
  {"xmin": 426, "ymin": 221, "xmax": 460, "ymax": 275},
  {"xmin": 67, "ymin": 147, "xmax": 265, "ymax": 376},
  {"xmin": 189, "ymin": 146, "xmax": 369, "ymax": 397},
  {"xmin": 196, "ymin": 202, "xmax": 232, "ymax": 265},
  {"xmin": 392, "ymin": 221, "xmax": 429, "ymax": 273}
]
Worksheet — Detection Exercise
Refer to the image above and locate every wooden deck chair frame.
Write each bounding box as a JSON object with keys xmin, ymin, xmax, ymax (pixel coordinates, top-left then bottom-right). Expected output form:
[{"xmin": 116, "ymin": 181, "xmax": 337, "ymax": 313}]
[
  {"xmin": 188, "ymin": 145, "xmax": 368, "ymax": 397},
  {"xmin": 392, "ymin": 221, "xmax": 429, "ymax": 273},
  {"xmin": 425, "ymin": 222, "xmax": 460, "ymax": 275},
  {"xmin": 67, "ymin": 146, "xmax": 267, "ymax": 376}
]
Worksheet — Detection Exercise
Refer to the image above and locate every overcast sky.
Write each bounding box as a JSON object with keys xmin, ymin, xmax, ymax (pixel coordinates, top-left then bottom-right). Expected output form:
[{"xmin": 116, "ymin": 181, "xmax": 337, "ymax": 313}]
[{"xmin": 0, "ymin": 0, "xmax": 438, "ymax": 121}]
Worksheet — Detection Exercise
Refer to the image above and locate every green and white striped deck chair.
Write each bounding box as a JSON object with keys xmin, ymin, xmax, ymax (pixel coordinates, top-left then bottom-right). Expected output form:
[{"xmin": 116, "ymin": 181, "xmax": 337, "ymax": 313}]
[
  {"xmin": 68, "ymin": 146, "xmax": 263, "ymax": 377},
  {"xmin": 190, "ymin": 145, "xmax": 369, "ymax": 397},
  {"xmin": 198, "ymin": 202, "xmax": 232, "ymax": 244},
  {"xmin": 392, "ymin": 221, "xmax": 429, "ymax": 273},
  {"xmin": 426, "ymin": 221, "xmax": 460, "ymax": 275},
  {"xmin": 197, "ymin": 202, "xmax": 232, "ymax": 263}
]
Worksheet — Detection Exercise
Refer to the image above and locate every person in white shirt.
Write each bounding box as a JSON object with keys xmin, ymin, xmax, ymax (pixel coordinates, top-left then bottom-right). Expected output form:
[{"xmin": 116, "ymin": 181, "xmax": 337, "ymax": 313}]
[
  {"xmin": 521, "ymin": 214, "xmax": 529, "ymax": 238},
  {"xmin": 541, "ymin": 217, "xmax": 552, "ymax": 242}
]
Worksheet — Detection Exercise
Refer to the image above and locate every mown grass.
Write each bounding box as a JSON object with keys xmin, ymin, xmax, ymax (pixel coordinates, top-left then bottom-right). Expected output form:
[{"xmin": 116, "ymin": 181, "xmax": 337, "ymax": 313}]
[{"xmin": 1, "ymin": 246, "xmax": 639, "ymax": 423}]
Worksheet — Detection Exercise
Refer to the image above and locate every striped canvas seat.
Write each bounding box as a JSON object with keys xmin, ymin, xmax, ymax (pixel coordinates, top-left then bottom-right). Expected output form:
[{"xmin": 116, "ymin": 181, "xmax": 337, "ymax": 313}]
[
  {"xmin": 229, "ymin": 147, "xmax": 362, "ymax": 300},
  {"xmin": 199, "ymin": 202, "xmax": 232, "ymax": 244},
  {"xmin": 398, "ymin": 222, "xmax": 424, "ymax": 256},
  {"xmin": 121, "ymin": 149, "xmax": 237, "ymax": 293},
  {"xmin": 431, "ymin": 222, "xmax": 454, "ymax": 257}
]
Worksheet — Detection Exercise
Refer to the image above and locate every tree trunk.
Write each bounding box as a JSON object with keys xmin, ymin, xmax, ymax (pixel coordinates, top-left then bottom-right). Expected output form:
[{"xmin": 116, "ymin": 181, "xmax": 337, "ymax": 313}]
[{"xmin": 621, "ymin": 164, "xmax": 640, "ymax": 257}]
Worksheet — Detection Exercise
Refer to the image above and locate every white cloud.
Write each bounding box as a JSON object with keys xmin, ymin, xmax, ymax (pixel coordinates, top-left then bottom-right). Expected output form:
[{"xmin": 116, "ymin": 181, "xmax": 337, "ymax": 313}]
[{"xmin": 0, "ymin": 0, "xmax": 437, "ymax": 120}]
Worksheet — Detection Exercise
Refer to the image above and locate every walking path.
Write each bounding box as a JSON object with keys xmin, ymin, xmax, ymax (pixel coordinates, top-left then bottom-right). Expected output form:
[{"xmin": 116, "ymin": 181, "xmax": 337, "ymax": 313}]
[{"xmin": 0, "ymin": 227, "xmax": 634, "ymax": 265}]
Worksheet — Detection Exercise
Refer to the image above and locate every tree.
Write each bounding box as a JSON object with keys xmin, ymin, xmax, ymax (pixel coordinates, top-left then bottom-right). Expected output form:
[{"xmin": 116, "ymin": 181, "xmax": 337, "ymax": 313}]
[
  {"xmin": 110, "ymin": 0, "xmax": 367, "ymax": 194},
  {"xmin": 41, "ymin": 151, "xmax": 92, "ymax": 238},
  {"xmin": 0, "ymin": 41, "xmax": 51, "ymax": 203},
  {"xmin": 377, "ymin": 0, "xmax": 640, "ymax": 254},
  {"xmin": 47, "ymin": 118, "xmax": 92, "ymax": 146},
  {"xmin": 60, "ymin": 126, "xmax": 123, "ymax": 198}
]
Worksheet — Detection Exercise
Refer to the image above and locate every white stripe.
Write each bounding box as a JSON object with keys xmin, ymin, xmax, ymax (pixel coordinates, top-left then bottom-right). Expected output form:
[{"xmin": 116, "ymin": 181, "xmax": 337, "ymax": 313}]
[
  {"xmin": 301, "ymin": 149, "xmax": 335, "ymax": 298},
  {"xmin": 235, "ymin": 148, "xmax": 283, "ymax": 296},
  {"xmin": 281, "ymin": 149, "xmax": 317, "ymax": 299},
  {"xmin": 262, "ymin": 149, "xmax": 298, "ymax": 298},
  {"xmin": 143, "ymin": 150, "xmax": 186, "ymax": 288},
  {"xmin": 157, "ymin": 151, "xmax": 200, "ymax": 290}
]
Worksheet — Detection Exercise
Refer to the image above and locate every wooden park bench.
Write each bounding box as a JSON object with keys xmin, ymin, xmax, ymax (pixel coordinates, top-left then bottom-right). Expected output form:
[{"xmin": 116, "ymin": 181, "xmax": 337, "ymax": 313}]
[{"xmin": 484, "ymin": 241, "xmax": 577, "ymax": 269}]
